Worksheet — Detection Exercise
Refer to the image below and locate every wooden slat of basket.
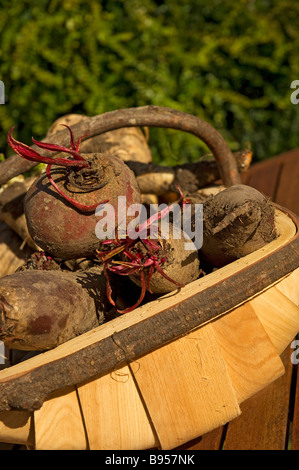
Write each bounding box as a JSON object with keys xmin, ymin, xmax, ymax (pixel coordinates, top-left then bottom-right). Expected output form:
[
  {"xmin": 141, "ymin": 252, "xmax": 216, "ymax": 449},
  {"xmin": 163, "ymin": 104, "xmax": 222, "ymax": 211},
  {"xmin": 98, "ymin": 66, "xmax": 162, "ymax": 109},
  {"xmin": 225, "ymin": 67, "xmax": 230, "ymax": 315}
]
[
  {"xmin": 129, "ymin": 325, "xmax": 241, "ymax": 450},
  {"xmin": 212, "ymin": 302, "xmax": 285, "ymax": 403},
  {"xmin": 77, "ymin": 365, "xmax": 158, "ymax": 450},
  {"xmin": 275, "ymin": 267, "xmax": 299, "ymax": 306},
  {"xmin": 34, "ymin": 387, "xmax": 87, "ymax": 450},
  {"xmin": 250, "ymin": 287, "xmax": 299, "ymax": 354}
]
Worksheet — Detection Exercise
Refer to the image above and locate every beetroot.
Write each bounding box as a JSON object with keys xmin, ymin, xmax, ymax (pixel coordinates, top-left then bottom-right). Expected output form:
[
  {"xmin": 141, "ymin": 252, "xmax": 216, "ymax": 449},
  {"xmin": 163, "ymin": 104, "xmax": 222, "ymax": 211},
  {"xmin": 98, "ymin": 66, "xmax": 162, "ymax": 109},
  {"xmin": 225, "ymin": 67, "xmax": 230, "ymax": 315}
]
[
  {"xmin": 0, "ymin": 268, "xmax": 109, "ymax": 351},
  {"xmin": 126, "ymin": 225, "xmax": 200, "ymax": 294},
  {"xmin": 7, "ymin": 126, "xmax": 141, "ymax": 259},
  {"xmin": 200, "ymin": 184, "xmax": 278, "ymax": 267},
  {"xmin": 97, "ymin": 209, "xmax": 201, "ymax": 313}
]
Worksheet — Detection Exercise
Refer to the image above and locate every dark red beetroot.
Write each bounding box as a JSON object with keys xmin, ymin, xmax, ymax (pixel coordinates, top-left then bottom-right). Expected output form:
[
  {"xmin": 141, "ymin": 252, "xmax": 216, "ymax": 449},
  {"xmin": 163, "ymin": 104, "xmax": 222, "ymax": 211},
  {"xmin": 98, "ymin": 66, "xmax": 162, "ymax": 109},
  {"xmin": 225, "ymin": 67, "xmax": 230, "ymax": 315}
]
[
  {"xmin": 7, "ymin": 127, "xmax": 141, "ymax": 259},
  {"xmin": 0, "ymin": 267, "xmax": 109, "ymax": 351}
]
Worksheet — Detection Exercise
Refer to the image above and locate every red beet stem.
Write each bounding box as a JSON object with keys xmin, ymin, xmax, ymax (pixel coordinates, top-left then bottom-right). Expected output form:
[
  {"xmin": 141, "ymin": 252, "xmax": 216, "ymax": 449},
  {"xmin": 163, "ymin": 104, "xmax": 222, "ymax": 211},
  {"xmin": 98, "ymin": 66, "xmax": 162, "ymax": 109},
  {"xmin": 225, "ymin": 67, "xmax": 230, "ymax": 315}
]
[
  {"xmin": 103, "ymin": 264, "xmax": 116, "ymax": 307},
  {"xmin": 32, "ymin": 138, "xmax": 87, "ymax": 163},
  {"xmin": 59, "ymin": 124, "xmax": 90, "ymax": 153},
  {"xmin": 7, "ymin": 127, "xmax": 89, "ymax": 168}
]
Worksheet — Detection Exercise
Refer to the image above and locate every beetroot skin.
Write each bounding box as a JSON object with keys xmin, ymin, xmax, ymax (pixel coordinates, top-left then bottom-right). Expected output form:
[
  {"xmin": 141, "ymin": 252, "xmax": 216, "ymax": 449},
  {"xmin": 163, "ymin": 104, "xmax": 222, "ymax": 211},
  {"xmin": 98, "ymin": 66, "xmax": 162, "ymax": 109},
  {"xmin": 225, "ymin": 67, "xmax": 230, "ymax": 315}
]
[{"xmin": 24, "ymin": 152, "xmax": 142, "ymax": 259}]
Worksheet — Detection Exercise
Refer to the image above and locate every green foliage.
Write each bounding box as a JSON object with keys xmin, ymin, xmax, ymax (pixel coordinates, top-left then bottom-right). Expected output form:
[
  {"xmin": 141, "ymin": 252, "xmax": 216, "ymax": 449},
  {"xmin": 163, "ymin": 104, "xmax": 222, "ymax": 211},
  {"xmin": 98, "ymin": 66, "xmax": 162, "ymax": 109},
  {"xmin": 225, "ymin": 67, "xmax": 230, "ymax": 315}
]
[{"xmin": 1, "ymin": 0, "xmax": 299, "ymax": 166}]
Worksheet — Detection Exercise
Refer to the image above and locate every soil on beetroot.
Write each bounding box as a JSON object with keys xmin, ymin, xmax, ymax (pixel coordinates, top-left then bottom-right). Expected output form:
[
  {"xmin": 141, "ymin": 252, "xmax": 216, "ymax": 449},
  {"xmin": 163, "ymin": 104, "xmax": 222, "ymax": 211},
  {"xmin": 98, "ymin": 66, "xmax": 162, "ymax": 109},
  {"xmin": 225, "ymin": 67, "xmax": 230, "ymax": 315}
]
[{"xmin": 200, "ymin": 184, "xmax": 278, "ymax": 267}]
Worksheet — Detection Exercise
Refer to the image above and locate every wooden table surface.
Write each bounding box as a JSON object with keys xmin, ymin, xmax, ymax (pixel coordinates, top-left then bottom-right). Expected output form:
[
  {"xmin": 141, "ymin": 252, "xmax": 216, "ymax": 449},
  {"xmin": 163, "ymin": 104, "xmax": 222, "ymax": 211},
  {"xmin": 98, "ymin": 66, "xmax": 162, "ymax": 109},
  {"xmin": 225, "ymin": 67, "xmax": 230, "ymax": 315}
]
[{"xmin": 178, "ymin": 148, "xmax": 299, "ymax": 450}]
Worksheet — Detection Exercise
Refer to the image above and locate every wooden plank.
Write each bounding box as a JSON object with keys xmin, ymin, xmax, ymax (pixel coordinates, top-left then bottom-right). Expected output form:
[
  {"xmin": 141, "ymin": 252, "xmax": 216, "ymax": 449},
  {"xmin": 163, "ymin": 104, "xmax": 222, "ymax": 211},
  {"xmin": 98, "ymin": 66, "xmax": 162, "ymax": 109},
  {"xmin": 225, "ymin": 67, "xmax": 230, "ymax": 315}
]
[
  {"xmin": 176, "ymin": 427, "xmax": 224, "ymax": 451},
  {"xmin": 77, "ymin": 365, "xmax": 158, "ymax": 450},
  {"xmin": 130, "ymin": 325, "xmax": 241, "ymax": 450},
  {"xmin": 34, "ymin": 387, "xmax": 87, "ymax": 450},
  {"xmin": 242, "ymin": 148, "xmax": 299, "ymax": 199},
  {"xmin": 223, "ymin": 347, "xmax": 293, "ymax": 450},
  {"xmin": 290, "ymin": 361, "xmax": 299, "ymax": 450},
  {"xmin": 250, "ymin": 287, "xmax": 299, "ymax": 355},
  {"xmin": 275, "ymin": 153, "xmax": 299, "ymax": 215},
  {"xmin": 212, "ymin": 302, "xmax": 285, "ymax": 403},
  {"xmin": 243, "ymin": 149, "xmax": 299, "ymax": 214},
  {"xmin": 276, "ymin": 268, "xmax": 299, "ymax": 305},
  {"xmin": 0, "ymin": 442, "xmax": 17, "ymax": 450},
  {"xmin": 243, "ymin": 158, "xmax": 282, "ymax": 199},
  {"xmin": 270, "ymin": 148, "xmax": 299, "ymax": 164}
]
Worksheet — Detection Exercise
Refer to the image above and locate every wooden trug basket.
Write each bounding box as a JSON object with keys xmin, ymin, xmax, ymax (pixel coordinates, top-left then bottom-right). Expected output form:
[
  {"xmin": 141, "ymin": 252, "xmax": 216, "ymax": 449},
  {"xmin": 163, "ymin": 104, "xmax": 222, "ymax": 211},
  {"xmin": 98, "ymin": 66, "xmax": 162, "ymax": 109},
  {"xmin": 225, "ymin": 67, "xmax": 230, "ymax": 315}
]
[{"xmin": 0, "ymin": 107, "xmax": 299, "ymax": 450}]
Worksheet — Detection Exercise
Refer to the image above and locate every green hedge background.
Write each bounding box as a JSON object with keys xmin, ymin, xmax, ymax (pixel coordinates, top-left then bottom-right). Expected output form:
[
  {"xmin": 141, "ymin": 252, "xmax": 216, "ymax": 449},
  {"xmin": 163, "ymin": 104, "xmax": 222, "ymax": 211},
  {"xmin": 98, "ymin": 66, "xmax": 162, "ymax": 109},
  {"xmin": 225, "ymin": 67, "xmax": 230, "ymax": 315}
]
[{"xmin": 1, "ymin": 0, "xmax": 299, "ymax": 166}]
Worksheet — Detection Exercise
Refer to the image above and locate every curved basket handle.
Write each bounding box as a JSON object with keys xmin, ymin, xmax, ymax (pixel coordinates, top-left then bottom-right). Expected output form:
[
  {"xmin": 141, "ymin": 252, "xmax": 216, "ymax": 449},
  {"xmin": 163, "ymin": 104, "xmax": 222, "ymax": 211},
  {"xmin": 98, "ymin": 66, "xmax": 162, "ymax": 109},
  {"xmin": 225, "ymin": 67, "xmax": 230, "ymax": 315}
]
[
  {"xmin": 0, "ymin": 106, "xmax": 241, "ymax": 187},
  {"xmin": 85, "ymin": 105, "xmax": 241, "ymax": 187}
]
